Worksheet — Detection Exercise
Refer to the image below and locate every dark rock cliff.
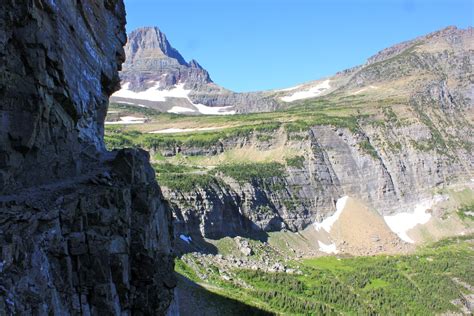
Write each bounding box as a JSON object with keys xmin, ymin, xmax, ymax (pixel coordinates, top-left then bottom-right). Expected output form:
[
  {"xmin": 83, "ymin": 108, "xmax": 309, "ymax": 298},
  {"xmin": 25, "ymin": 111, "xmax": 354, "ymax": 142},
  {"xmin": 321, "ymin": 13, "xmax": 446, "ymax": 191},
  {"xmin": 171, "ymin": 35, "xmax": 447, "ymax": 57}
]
[{"xmin": 0, "ymin": 1, "xmax": 174, "ymax": 314}]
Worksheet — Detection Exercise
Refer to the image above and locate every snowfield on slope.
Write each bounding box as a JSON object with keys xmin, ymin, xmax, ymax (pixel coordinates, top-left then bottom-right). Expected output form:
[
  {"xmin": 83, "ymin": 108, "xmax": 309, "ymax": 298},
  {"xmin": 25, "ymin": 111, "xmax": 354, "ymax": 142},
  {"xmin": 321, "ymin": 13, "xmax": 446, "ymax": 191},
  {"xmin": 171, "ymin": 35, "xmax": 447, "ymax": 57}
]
[
  {"xmin": 193, "ymin": 103, "xmax": 236, "ymax": 115},
  {"xmin": 383, "ymin": 195, "xmax": 447, "ymax": 243},
  {"xmin": 112, "ymin": 82, "xmax": 236, "ymax": 115},
  {"xmin": 280, "ymin": 79, "xmax": 331, "ymax": 102},
  {"xmin": 167, "ymin": 106, "xmax": 196, "ymax": 114},
  {"xmin": 105, "ymin": 116, "xmax": 146, "ymax": 125},
  {"xmin": 115, "ymin": 100, "xmax": 148, "ymax": 107},
  {"xmin": 318, "ymin": 241, "xmax": 339, "ymax": 254},
  {"xmin": 113, "ymin": 82, "xmax": 189, "ymax": 101}
]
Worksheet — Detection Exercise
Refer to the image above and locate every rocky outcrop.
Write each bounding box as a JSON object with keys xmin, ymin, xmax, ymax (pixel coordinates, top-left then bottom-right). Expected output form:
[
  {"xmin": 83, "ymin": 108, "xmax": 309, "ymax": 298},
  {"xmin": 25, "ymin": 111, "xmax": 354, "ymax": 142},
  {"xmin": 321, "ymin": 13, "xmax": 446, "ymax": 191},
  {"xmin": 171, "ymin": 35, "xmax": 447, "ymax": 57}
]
[
  {"xmin": 0, "ymin": 0, "xmax": 127, "ymax": 192},
  {"xmin": 0, "ymin": 149, "xmax": 175, "ymax": 314},
  {"xmin": 0, "ymin": 1, "xmax": 174, "ymax": 314}
]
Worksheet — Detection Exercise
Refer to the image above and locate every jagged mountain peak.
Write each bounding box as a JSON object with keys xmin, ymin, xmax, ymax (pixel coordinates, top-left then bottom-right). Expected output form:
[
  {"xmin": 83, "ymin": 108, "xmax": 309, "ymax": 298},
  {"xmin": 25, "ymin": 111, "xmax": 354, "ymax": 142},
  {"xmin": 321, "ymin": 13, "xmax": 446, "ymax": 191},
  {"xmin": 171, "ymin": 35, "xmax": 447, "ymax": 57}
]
[
  {"xmin": 188, "ymin": 59, "xmax": 205, "ymax": 70},
  {"xmin": 119, "ymin": 26, "xmax": 214, "ymax": 93},
  {"xmin": 125, "ymin": 26, "xmax": 187, "ymax": 66}
]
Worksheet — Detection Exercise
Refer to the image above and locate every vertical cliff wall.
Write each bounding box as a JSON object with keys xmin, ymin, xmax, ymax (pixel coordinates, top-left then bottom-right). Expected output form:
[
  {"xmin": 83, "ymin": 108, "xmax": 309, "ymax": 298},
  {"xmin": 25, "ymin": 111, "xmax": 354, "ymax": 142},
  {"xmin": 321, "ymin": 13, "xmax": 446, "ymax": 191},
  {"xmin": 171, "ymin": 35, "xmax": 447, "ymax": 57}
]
[
  {"xmin": 0, "ymin": 0, "xmax": 126, "ymax": 191},
  {"xmin": 0, "ymin": 1, "xmax": 175, "ymax": 314}
]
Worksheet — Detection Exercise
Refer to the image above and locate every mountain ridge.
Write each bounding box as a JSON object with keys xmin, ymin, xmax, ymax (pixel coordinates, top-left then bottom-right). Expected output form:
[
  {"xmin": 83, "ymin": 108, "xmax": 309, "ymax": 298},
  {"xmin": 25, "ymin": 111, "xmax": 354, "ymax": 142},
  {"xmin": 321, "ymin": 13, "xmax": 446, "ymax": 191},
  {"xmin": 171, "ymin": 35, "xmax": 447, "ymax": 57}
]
[{"xmin": 110, "ymin": 25, "xmax": 473, "ymax": 116}]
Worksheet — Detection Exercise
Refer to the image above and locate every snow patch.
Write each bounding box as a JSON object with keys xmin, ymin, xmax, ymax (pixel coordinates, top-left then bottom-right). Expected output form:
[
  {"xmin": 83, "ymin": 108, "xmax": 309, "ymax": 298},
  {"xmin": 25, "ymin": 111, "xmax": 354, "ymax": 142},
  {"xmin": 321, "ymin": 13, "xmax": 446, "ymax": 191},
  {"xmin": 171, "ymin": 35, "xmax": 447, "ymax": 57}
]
[
  {"xmin": 149, "ymin": 127, "xmax": 222, "ymax": 134},
  {"xmin": 314, "ymin": 196, "xmax": 349, "ymax": 233},
  {"xmin": 113, "ymin": 82, "xmax": 236, "ymax": 115},
  {"xmin": 179, "ymin": 234, "xmax": 192, "ymax": 244},
  {"xmin": 112, "ymin": 82, "xmax": 193, "ymax": 102},
  {"xmin": 167, "ymin": 106, "xmax": 196, "ymax": 114},
  {"xmin": 105, "ymin": 116, "xmax": 146, "ymax": 125},
  {"xmin": 280, "ymin": 80, "xmax": 331, "ymax": 102},
  {"xmin": 384, "ymin": 195, "xmax": 446, "ymax": 243},
  {"xmin": 193, "ymin": 103, "xmax": 236, "ymax": 115},
  {"xmin": 318, "ymin": 241, "xmax": 339, "ymax": 254}
]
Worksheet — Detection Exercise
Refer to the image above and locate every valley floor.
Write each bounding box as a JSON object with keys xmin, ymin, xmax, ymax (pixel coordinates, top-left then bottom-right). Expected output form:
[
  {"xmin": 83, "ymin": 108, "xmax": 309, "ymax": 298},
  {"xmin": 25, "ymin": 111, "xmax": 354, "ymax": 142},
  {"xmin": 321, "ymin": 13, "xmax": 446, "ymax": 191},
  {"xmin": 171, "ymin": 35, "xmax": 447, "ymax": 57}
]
[{"xmin": 175, "ymin": 235, "xmax": 474, "ymax": 315}]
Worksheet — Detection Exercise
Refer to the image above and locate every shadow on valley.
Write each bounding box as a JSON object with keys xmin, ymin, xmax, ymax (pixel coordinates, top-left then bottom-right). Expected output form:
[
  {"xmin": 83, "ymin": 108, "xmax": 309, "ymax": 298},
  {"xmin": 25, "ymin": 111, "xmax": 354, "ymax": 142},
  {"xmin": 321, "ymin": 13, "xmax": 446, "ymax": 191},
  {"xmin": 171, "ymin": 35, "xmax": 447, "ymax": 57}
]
[
  {"xmin": 175, "ymin": 230, "xmax": 270, "ymax": 256},
  {"xmin": 175, "ymin": 233, "xmax": 219, "ymax": 255},
  {"xmin": 173, "ymin": 199, "xmax": 271, "ymax": 255},
  {"xmin": 175, "ymin": 274, "xmax": 274, "ymax": 316}
]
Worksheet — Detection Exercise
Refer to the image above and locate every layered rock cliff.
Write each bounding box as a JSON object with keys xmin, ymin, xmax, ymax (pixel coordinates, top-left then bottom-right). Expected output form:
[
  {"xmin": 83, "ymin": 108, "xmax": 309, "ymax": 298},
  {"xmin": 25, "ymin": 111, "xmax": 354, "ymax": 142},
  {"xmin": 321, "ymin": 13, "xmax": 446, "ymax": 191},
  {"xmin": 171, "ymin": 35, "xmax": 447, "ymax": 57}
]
[
  {"xmin": 0, "ymin": 1, "xmax": 174, "ymax": 314},
  {"xmin": 158, "ymin": 121, "xmax": 472, "ymax": 240}
]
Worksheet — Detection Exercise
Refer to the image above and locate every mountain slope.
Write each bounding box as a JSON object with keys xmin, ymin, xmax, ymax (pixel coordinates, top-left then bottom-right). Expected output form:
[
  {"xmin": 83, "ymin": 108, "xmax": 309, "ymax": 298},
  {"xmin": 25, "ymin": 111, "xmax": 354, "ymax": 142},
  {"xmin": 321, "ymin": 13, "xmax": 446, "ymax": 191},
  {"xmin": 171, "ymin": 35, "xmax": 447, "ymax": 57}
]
[
  {"xmin": 275, "ymin": 26, "xmax": 473, "ymax": 109},
  {"xmin": 105, "ymin": 25, "xmax": 473, "ymax": 315}
]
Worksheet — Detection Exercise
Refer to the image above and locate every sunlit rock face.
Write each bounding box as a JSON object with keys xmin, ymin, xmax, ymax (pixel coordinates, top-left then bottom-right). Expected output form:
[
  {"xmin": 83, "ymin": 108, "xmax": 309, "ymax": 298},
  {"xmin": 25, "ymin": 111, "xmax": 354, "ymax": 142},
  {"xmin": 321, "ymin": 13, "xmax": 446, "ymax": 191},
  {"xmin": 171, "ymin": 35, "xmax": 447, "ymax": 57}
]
[{"xmin": 0, "ymin": 1, "xmax": 175, "ymax": 314}]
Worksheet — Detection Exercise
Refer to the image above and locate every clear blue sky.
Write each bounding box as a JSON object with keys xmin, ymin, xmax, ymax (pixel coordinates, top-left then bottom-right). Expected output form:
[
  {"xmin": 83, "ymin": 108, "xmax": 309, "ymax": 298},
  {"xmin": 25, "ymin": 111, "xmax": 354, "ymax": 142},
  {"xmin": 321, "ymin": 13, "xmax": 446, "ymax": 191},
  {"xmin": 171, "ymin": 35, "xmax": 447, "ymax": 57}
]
[{"xmin": 124, "ymin": 0, "xmax": 473, "ymax": 92}]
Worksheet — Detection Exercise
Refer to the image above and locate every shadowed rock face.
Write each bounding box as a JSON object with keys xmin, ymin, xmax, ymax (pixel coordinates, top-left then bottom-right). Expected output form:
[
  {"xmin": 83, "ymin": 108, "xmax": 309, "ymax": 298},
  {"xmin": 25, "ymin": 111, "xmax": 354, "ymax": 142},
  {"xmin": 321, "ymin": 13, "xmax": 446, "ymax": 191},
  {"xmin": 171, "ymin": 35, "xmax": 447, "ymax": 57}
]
[
  {"xmin": 0, "ymin": 1, "xmax": 175, "ymax": 314},
  {"xmin": 0, "ymin": 0, "xmax": 126, "ymax": 193}
]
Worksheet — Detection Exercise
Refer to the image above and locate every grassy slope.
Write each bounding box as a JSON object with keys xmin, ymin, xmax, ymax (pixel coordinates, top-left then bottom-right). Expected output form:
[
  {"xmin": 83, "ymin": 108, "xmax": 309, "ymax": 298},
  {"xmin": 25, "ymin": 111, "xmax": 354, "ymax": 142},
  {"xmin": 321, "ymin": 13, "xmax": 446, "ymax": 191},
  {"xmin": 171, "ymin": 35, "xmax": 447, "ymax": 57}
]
[
  {"xmin": 105, "ymin": 97, "xmax": 473, "ymax": 203},
  {"xmin": 105, "ymin": 96, "xmax": 391, "ymax": 192},
  {"xmin": 175, "ymin": 236, "xmax": 474, "ymax": 315},
  {"xmin": 105, "ymin": 83, "xmax": 472, "ymax": 161}
]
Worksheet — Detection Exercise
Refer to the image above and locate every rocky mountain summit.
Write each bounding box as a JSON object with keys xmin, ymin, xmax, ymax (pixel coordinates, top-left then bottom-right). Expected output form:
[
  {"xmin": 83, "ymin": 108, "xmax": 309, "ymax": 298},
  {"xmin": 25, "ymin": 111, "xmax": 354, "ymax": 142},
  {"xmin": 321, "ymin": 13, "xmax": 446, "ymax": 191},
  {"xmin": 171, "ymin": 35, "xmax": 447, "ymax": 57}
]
[
  {"xmin": 110, "ymin": 27, "xmax": 279, "ymax": 114},
  {"xmin": 121, "ymin": 27, "xmax": 212, "ymax": 90},
  {"xmin": 0, "ymin": 1, "xmax": 174, "ymax": 314}
]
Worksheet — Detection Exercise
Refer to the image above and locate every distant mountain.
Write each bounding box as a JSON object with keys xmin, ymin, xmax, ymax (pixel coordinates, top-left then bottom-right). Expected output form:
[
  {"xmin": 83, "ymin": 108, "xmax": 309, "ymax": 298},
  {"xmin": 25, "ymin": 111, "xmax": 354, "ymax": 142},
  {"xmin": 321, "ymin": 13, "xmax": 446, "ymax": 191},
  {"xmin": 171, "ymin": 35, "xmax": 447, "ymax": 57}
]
[
  {"xmin": 111, "ymin": 26, "xmax": 473, "ymax": 114},
  {"xmin": 121, "ymin": 27, "xmax": 212, "ymax": 88},
  {"xmin": 272, "ymin": 26, "xmax": 473, "ymax": 110},
  {"xmin": 111, "ymin": 27, "xmax": 278, "ymax": 114}
]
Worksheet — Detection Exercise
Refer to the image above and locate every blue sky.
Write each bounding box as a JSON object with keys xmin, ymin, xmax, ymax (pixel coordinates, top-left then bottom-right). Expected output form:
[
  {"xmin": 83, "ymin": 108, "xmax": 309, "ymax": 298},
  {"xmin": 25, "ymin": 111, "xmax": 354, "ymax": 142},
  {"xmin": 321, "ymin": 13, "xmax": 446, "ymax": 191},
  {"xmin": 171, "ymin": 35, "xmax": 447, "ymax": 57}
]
[{"xmin": 124, "ymin": 0, "xmax": 473, "ymax": 92}]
